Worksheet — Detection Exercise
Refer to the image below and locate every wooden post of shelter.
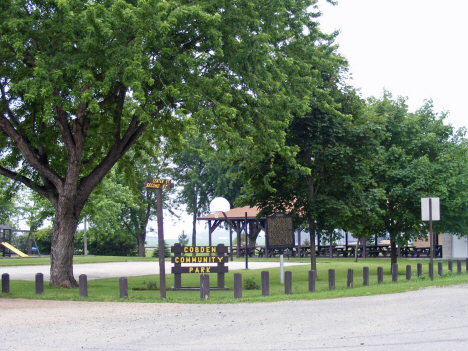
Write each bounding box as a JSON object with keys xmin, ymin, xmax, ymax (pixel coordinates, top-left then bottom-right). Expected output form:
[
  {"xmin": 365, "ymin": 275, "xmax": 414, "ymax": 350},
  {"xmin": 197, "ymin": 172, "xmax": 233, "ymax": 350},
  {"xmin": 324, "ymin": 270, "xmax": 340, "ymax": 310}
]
[{"xmin": 144, "ymin": 178, "xmax": 174, "ymax": 299}]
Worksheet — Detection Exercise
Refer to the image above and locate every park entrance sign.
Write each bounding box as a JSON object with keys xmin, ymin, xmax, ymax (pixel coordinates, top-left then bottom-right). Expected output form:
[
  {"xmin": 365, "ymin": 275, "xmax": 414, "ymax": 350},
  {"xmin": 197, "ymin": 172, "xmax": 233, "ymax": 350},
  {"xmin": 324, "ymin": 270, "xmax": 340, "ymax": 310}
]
[
  {"xmin": 171, "ymin": 243, "xmax": 229, "ymax": 291},
  {"xmin": 145, "ymin": 177, "xmax": 174, "ymax": 299}
]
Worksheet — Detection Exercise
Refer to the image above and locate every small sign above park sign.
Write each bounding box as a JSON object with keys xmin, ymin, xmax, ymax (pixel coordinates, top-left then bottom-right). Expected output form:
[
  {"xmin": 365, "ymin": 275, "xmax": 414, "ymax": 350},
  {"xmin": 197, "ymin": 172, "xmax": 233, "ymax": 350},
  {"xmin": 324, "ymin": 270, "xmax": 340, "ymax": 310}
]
[{"xmin": 144, "ymin": 178, "xmax": 174, "ymax": 189}]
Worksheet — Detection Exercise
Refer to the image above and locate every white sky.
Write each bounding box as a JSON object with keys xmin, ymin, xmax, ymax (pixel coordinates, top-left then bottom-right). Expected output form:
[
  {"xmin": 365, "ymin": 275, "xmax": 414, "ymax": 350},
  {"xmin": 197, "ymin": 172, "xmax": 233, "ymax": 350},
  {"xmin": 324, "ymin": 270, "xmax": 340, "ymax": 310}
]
[{"xmin": 317, "ymin": 0, "xmax": 467, "ymax": 131}]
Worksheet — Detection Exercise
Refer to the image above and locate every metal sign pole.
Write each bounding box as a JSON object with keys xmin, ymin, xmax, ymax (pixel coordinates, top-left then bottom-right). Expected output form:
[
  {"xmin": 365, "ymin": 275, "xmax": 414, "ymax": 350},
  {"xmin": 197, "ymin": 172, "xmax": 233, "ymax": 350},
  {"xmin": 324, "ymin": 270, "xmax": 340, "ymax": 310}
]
[
  {"xmin": 245, "ymin": 212, "xmax": 248, "ymax": 270},
  {"xmin": 429, "ymin": 198, "xmax": 433, "ymax": 280},
  {"xmin": 280, "ymin": 251, "xmax": 284, "ymax": 284}
]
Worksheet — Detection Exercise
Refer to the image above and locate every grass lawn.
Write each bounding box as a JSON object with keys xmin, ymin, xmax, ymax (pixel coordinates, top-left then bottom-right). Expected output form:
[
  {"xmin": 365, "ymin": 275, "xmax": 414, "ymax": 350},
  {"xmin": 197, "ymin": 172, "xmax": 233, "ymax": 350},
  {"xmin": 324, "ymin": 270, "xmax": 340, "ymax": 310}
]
[
  {"xmin": 2, "ymin": 257, "xmax": 468, "ymax": 303},
  {"xmin": 0, "ymin": 254, "xmax": 158, "ymax": 266}
]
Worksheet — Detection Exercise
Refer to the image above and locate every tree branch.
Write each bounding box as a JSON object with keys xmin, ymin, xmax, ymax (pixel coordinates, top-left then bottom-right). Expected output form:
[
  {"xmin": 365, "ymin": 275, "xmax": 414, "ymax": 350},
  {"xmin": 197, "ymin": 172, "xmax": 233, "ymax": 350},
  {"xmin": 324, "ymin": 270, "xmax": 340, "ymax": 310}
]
[
  {"xmin": 0, "ymin": 113, "xmax": 63, "ymax": 188},
  {"xmin": 0, "ymin": 165, "xmax": 52, "ymax": 200}
]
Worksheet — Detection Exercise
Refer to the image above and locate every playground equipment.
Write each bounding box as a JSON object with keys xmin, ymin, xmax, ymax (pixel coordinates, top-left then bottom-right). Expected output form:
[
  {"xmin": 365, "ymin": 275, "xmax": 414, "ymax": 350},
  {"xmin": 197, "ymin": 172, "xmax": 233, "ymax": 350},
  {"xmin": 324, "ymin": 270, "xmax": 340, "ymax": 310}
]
[
  {"xmin": 1, "ymin": 224, "xmax": 40, "ymax": 258},
  {"xmin": 0, "ymin": 242, "xmax": 28, "ymax": 257}
]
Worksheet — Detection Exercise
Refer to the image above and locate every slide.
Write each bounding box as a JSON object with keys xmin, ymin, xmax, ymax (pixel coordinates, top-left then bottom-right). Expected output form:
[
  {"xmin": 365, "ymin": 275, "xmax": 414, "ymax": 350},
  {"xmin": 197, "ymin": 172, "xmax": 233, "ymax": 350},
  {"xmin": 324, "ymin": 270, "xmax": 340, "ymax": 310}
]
[{"xmin": 1, "ymin": 242, "xmax": 29, "ymax": 258}]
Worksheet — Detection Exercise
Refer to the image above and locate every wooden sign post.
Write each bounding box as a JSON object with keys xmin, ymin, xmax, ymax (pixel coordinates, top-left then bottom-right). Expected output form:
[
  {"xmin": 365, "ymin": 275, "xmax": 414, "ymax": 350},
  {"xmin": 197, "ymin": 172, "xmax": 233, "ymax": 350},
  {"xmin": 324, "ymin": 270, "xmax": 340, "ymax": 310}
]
[{"xmin": 145, "ymin": 178, "xmax": 174, "ymax": 299}]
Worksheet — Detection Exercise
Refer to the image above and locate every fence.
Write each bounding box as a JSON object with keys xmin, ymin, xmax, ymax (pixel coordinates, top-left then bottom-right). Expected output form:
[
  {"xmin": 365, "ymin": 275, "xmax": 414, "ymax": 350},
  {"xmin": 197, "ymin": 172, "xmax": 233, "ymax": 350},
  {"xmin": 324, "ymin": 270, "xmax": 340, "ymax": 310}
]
[{"xmin": 2, "ymin": 259, "xmax": 467, "ymax": 299}]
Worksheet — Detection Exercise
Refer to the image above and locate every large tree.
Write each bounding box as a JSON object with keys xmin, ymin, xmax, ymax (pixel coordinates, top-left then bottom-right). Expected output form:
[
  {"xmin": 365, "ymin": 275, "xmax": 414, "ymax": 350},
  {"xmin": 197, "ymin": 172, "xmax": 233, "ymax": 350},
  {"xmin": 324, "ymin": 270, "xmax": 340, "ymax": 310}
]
[
  {"xmin": 0, "ymin": 0, "xmax": 333, "ymax": 287},
  {"xmin": 239, "ymin": 81, "xmax": 384, "ymax": 274},
  {"xmin": 368, "ymin": 94, "xmax": 468, "ymax": 264}
]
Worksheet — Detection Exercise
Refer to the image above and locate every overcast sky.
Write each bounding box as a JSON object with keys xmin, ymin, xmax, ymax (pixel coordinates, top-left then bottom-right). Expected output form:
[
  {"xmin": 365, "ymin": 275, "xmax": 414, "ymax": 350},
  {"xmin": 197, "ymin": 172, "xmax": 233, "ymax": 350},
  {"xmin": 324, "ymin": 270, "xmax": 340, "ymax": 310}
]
[
  {"xmin": 317, "ymin": 0, "xmax": 467, "ymax": 131},
  {"xmin": 166, "ymin": 1, "xmax": 468, "ymax": 239}
]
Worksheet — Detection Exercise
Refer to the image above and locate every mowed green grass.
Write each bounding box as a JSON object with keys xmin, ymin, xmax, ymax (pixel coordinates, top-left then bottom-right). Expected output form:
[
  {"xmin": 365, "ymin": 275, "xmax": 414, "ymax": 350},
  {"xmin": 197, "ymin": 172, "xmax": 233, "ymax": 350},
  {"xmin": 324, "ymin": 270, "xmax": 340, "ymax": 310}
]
[{"xmin": 2, "ymin": 258, "xmax": 468, "ymax": 303}]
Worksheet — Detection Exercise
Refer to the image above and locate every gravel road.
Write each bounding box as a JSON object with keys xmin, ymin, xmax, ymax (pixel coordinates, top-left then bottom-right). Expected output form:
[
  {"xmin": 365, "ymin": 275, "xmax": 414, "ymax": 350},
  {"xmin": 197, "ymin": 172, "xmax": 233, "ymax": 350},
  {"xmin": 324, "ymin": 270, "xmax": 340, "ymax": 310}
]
[{"xmin": 2, "ymin": 284, "xmax": 468, "ymax": 351}]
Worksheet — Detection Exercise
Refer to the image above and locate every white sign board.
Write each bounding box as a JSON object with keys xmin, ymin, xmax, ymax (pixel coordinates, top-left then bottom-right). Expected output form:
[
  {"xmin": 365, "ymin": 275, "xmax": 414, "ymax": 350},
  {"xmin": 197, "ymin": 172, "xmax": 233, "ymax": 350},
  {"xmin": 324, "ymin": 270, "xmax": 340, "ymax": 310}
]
[{"xmin": 421, "ymin": 197, "xmax": 440, "ymax": 221}]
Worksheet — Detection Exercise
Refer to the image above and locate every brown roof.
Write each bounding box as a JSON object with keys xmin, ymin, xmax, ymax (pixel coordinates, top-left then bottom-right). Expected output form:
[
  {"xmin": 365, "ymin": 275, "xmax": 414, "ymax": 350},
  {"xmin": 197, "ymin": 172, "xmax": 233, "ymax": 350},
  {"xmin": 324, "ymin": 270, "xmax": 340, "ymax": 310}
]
[{"xmin": 197, "ymin": 206, "xmax": 264, "ymax": 221}]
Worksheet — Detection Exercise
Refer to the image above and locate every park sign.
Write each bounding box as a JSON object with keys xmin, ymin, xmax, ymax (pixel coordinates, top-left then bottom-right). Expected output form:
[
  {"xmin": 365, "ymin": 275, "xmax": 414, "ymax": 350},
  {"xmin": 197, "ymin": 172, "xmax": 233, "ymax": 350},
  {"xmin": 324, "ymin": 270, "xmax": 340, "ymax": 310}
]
[
  {"xmin": 266, "ymin": 212, "xmax": 294, "ymax": 250},
  {"xmin": 144, "ymin": 178, "xmax": 174, "ymax": 189},
  {"xmin": 171, "ymin": 243, "xmax": 229, "ymax": 290}
]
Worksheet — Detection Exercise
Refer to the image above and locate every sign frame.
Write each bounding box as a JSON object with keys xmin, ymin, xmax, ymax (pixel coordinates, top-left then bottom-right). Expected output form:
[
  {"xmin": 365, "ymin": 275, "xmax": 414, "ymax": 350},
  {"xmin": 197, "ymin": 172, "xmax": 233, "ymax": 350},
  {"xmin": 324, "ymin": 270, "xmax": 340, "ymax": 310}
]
[{"xmin": 265, "ymin": 212, "xmax": 295, "ymax": 250}]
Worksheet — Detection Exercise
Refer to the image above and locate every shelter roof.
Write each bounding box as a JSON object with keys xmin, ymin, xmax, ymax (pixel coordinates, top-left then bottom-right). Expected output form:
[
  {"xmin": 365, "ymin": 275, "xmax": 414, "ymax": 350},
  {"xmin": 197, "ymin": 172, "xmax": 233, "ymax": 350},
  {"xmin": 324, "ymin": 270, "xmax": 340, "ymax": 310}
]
[
  {"xmin": 197, "ymin": 206, "xmax": 264, "ymax": 221},
  {"xmin": 0, "ymin": 224, "xmax": 12, "ymax": 230}
]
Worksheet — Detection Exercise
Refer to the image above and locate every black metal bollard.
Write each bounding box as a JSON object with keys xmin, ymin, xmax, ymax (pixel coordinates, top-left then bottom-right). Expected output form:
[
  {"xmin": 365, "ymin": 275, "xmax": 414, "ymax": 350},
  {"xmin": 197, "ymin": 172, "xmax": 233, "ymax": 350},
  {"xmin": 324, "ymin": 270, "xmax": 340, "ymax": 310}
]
[
  {"xmin": 328, "ymin": 269, "xmax": 335, "ymax": 290},
  {"xmin": 2, "ymin": 273, "xmax": 9, "ymax": 294},
  {"xmin": 448, "ymin": 260, "xmax": 453, "ymax": 272},
  {"xmin": 363, "ymin": 267, "xmax": 369, "ymax": 286},
  {"xmin": 417, "ymin": 263, "xmax": 422, "ymax": 277},
  {"xmin": 233, "ymin": 273, "xmax": 242, "ymax": 299},
  {"xmin": 406, "ymin": 265, "xmax": 411, "ymax": 280},
  {"xmin": 457, "ymin": 260, "xmax": 462, "ymax": 274},
  {"xmin": 377, "ymin": 267, "xmax": 383, "ymax": 284},
  {"xmin": 119, "ymin": 277, "xmax": 128, "ymax": 299},
  {"xmin": 438, "ymin": 261, "xmax": 443, "ymax": 276},
  {"xmin": 79, "ymin": 274, "xmax": 88, "ymax": 298},
  {"xmin": 309, "ymin": 270, "xmax": 316, "ymax": 292},
  {"xmin": 200, "ymin": 274, "xmax": 210, "ymax": 300},
  {"xmin": 392, "ymin": 264, "xmax": 398, "ymax": 282},
  {"xmin": 347, "ymin": 269, "xmax": 353, "ymax": 288},
  {"xmin": 285, "ymin": 271, "xmax": 292, "ymax": 295},
  {"xmin": 261, "ymin": 271, "xmax": 269, "ymax": 297},
  {"xmin": 35, "ymin": 273, "xmax": 43, "ymax": 295}
]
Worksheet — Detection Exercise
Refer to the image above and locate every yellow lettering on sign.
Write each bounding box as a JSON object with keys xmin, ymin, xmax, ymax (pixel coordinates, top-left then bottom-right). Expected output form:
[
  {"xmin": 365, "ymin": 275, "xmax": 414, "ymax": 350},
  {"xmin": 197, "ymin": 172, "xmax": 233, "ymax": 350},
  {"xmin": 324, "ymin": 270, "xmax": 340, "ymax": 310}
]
[
  {"xmin": 189, "ymin": 247, "xmax": 194, "ymax": 253},
  {"xmin": 206, "ymin": 267, "xmax": 211, "ymax": 273},
  {"xmin": 184, "ymin": 247, "xmax": 188, "ymax": 253},
  {"xmin": 200, "ymin": 247, "xmax": 205, "ymax": 253},
  {"xmin": 195, "ymin": 268, "xmax": 200, "ymax": 273},
  {"xmin": 189, "ymin": 267, "xmax": 194, "ymax": 273},
  {"xmin": 201, "ymin": 267, "xmax": 205, "ymax": 273},
  {"xmin": 174, "ymin": 257, "xmax": 179, "ymax": 264},
  {"xmin": 211, "ymin": 247, "xmax": 216, "ymax": 253},
  {"xmin": 217, "ymin": 257, "xmax": 223, "ymax": 263},
  {"xmin": 203, "ymin": 257, "xmax": 208, "ymax": 263}
]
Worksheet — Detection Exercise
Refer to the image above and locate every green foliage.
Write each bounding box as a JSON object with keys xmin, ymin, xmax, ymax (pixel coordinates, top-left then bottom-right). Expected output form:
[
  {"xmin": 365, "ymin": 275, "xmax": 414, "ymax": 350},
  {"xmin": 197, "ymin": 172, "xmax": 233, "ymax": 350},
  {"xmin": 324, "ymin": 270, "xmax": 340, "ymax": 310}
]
[
  {"xmin": 33, "ymin": 228, "xmax": 52, "ymax": 255},
  {"xmin": 243, "ymin": 277, "xmax": 260, "ymax": 290},
  {"xmin": 0, "ymin": 177, "xmax": 17, "ymax": 225},
  {"xmin": 85, "ymin": 227, "xmax": 137, "ymax": 257},
  {"xmin": 1, "ymin": 0, "xmax": 335, "ymax": 285},
  {"xmin": 152, "ymin": 240, "xmax": 171, "ymax": 258}
]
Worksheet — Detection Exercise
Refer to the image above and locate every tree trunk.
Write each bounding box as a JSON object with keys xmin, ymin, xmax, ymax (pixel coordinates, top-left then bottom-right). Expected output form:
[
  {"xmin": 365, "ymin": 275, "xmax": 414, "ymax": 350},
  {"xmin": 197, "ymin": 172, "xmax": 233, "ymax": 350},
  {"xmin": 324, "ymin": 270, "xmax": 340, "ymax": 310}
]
[
  {"xmin": 192, "ymin": 198, "xmax": 197, "ymax": 257},
  {"xmin": 308, "ymin": 218, "xmax": 316, "ymax": 276},
  {"xmin": 390, "ymin": 238, "xmax": 398, "ymax": 265},
  {"xmin": 137, "ymin": 232, "xmax": 146, "ymax": 257},
  {"xmin": 50, "ymin": 200, "xmax": 80, "ymax": 288},
  {"xmin": 354, "ymin": 238, "xmax": 359, "ymax": 263}
]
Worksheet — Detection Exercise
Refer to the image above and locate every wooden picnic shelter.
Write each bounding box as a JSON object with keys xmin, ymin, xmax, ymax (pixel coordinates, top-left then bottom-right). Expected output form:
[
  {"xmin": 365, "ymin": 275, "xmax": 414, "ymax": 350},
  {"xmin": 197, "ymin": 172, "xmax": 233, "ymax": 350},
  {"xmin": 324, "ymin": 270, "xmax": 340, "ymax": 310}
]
[{"xmin": 197, "ymin": 206, "xmax": 266, "ymax": 259}]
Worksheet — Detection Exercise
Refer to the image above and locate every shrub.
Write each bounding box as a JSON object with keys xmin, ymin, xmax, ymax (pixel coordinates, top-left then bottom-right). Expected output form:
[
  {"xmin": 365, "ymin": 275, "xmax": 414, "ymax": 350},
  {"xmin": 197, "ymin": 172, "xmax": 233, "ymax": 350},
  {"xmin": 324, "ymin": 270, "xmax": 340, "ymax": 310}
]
[
  {"xmin": 142, "ymin": 280, "xmax": 158, "ymax": 290},
  {"xmin": 243, "ymin": 277, "xmax": 260, "ymax": 290}
]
